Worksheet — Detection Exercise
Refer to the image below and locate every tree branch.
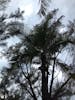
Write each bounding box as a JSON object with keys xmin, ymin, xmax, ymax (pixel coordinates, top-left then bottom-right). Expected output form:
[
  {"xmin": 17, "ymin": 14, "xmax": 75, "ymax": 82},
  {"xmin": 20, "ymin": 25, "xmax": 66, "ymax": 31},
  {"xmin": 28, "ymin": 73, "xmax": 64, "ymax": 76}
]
[
  {"xmin": 52, "ymin": 76, "xmax": 71, "ymax": 99},
  {"xmin": 21, "ymin": 66, "xmax": 37, "ymax": 100},
  {"xmin": 49, "ymin": 57, "xmax": 56, "ymax": 98}
]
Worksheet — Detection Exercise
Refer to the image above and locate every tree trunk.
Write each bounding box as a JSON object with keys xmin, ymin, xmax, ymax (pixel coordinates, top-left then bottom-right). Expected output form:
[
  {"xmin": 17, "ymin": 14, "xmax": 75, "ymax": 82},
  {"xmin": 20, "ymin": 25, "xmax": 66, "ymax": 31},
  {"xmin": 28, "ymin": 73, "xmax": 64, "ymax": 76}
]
[
  {"xmin": 41, "ymin": 52, "xmax": 48, "ymax": 100},
  {"xmin": 49, "ymin": 58, "xmax": 56, "ymax": 98}
]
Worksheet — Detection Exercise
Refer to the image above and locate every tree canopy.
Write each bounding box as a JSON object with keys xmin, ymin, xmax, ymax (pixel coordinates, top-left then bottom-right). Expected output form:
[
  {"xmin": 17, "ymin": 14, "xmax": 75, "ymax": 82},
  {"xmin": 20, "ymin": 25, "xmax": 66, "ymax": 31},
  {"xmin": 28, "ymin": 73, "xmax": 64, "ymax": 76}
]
[{"xmin": 0, "ymin": 1, "xmax": 75, "ymax": 100}]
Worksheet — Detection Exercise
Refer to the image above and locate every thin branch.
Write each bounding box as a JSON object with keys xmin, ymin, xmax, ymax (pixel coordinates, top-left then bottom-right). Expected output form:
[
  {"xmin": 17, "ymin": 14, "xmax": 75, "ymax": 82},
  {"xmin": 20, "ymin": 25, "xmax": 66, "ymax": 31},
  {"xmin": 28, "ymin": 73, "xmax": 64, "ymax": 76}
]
[
  {"xmin": 21, "ymin": 66, "xmax": 37, "ymax": 100},
  {"xmin": 49, "ymin": 57, "xmax": 56, "ymax": 98},
  {"xmin": 52, "ymin": 76, "xmax": 71, "ymax": 99},
  {"xmin": 19, "ymin": 82, "xmax": 33, "ymax": 98}
]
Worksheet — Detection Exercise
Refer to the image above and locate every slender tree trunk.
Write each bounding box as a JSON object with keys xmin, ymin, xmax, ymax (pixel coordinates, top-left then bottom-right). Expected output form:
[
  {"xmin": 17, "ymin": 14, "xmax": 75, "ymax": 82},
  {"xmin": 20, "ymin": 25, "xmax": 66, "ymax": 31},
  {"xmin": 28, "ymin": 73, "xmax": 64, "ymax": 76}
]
[
  {"xmin": 41, "ymin": 52, "xmax": 48, "ymax": 100},
  {"xmin": 49, "ymin": 58, "xmax": 56, "ymax": 99}
]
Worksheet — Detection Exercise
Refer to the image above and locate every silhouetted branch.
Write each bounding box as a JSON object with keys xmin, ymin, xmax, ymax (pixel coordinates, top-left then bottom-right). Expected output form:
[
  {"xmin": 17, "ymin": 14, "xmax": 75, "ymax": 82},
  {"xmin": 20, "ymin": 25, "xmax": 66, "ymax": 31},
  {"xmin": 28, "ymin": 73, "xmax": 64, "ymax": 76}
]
[
  {"xmin": 21, "ymin": 66, "xmax": 37, "ymax": 100},
  {"xmin": 49, "ymin": 57, "xmax": 56, "ymax": 98},
  {"xmin": 52, "ymin": 76, "xmax": 71, "ymax": 99}
]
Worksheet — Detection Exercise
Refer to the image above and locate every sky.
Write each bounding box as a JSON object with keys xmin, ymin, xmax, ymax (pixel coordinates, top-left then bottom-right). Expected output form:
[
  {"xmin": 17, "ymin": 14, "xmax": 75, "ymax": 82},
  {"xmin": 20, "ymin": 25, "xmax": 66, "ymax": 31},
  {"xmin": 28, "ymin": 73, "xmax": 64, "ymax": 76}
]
[
  {"xmin": 0, "ymin": 0, "xmax": 73, "ymax": 26},
  {"xmin": 0, "ymin": 0, "xmax": 74, "ymax": 68},
  {"xmin": 0, "ymin": 0, "xmax": 75, "ymax": 75},
  {"xmin": 5, "ymin": 0, "xmax": 40, "ymax": 27},
  {"xmin": 0, "ymin": 0, "xmax": 75, "ymax": 72},
  {"xmin": 2, "ymin": 0, "xmax": 75, "ymax": 26},
  {"xmin": 50, "ymin": 0, "xmax": 75, "ymax": 24},
  {"xmin": 0, "ymin": 0, "xmax": 75, "ymax": 99}
]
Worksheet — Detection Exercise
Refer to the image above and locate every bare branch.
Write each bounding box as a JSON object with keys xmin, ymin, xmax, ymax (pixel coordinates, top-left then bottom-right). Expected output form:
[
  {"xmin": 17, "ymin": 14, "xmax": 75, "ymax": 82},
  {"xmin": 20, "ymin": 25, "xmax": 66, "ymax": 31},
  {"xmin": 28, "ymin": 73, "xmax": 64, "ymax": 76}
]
[
  {"xmin": 21, "ymin": 66, "xmax": 37, "ymax": 100},
  {"xmin": 49, "ymin": 57, "xmax": 56, "ymax": 98}
]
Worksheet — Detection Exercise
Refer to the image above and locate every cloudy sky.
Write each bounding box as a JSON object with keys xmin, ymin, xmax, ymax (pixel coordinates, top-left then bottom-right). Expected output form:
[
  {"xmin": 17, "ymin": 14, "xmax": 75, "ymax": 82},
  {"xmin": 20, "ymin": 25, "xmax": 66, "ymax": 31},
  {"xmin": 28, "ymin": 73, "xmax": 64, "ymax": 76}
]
[
  {"xmin": 5, "ymin": 0, "xmax": 75, "ymax": 25},
  {"xmin": 1, "ymin": 0, "xmax": 74, "ymax": 28},
  {"xmin": 51, "ymin": 0, "xmax": 75, "ymax": 23},
  {"xmin": 0, "ymin": 0, "xmax": 75, "ymax": 69},
  {"xmin": 0, "ymin": 0, "xmax": 75, "ymax": 99},
  {"xmin": 0, "ymin": 0, "xmax": 75, "ymax": 70}
]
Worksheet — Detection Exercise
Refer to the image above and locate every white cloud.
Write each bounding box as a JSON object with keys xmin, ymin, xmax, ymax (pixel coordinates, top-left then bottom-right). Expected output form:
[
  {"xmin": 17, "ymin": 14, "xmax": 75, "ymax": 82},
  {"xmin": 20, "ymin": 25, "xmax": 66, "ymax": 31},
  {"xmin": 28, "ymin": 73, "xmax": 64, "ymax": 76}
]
[{"xmin": 24, "ymin": 4, "xmax": 33, "ymax": 16}]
